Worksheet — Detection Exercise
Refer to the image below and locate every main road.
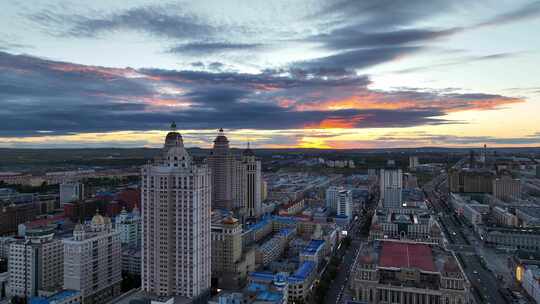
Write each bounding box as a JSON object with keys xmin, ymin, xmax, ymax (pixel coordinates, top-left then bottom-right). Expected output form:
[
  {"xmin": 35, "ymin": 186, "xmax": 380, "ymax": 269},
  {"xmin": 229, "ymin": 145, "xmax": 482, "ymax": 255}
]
[{"xmin": 423, "ymin": 165, "xmax": 507, "ymax": 304}]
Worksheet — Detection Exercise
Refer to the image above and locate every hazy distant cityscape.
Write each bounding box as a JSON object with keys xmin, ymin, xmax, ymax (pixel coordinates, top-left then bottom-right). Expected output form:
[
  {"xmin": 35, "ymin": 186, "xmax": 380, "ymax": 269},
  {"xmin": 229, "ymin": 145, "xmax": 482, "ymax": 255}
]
[{"xmin": 0, "ymin": 127, "xmax": 539, "ymax": 304}]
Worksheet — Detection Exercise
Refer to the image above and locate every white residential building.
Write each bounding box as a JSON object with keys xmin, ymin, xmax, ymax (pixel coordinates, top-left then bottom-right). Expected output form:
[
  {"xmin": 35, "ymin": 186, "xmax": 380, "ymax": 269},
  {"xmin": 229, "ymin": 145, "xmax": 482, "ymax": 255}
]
[
  {"xmin": 141, "ymin": 125, "xmax": 212, "ymax": 300},
  {"xmin": 8, "ymin": 226, "xmax": 63, "ymax": 298},
  {"xmin": 63, "ymin": 214, "xmax": 122, "ymax": 304},
  {"xmin": 115, "ymin": 206, "xmax": 141, "ymax": 247}
]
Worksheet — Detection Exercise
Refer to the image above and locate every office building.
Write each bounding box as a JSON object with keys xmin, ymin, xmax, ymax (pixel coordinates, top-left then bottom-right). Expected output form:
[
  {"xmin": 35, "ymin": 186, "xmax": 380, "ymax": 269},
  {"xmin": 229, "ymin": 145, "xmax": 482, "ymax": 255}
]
[
  {"xmin": 337, "ymin": 189, "xmax": 353, "ymax": 220},
  {"xmin": 211, "ymin": 215, "xmax": 255, "ymax": 289},
  {"xmin": 59, "ymin": 183, "xmax": 84, "ymax": 205},
  {"xmin": 449, "ymin": 169, "xmax": 495, "ymax": 193},
  {"xmin": 409, "ymin": 156, "xmax": 419, "ymax": 170},
  {"xmin": 351, "ymin": 240, "xmax": 470, "ymax": 304},
  {"xmin": 8, "ymin": 226, "xmax": 63, "ymax": 298},
  {"xmin": 492, "ymin": 176, "xmax": 521, "ymax": 201},
  {"xmin": 141, "ymin": 125, "xmax": 211, "ymax": 300},
  {"xmin": 379, "ymin": 169, "xmax": 402, "ymax": 209},
  {"xmin": 63, "ymin": 213, "xmax": 122, "ymax": 304}
]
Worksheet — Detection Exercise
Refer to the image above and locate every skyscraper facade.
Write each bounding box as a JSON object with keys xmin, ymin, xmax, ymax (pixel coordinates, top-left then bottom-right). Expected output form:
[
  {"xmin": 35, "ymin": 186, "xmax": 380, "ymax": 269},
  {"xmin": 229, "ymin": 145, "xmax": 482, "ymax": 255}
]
[
  {"xmin": 337, "ymin": 189, "xmax": 353, "ymax": 219},
  {"xmin": 326, "ymin": 186, "xmax": 343, "ymax": 213},
  {"xmin": 241, "ymin": 146, "xmax": 262, "ymax": 218},
  {"xmin": 208, "ymin": 129, "xmax": 234, "ymax": 210},
  {"xmin": 141, "ymin": 126, "xmax": 211, "ymax": 300},
  {"xmin": 380, "ymin": 168, "xmax": 403, "ymax": 209}
]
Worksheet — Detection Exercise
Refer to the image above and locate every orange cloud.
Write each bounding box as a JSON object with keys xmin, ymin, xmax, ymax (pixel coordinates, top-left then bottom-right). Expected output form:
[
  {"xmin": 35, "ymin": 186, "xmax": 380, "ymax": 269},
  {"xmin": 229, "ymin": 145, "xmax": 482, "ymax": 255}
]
[{"xmin": 305, "ymin": 115, "xmax": 366, "ymax": 129}]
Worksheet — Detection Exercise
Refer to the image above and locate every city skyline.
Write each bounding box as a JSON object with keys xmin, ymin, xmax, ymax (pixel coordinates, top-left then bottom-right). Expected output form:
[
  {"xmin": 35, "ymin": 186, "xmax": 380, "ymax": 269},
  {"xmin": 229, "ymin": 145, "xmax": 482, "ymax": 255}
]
[{"xmin": 1, "ymin": 0, "xmax": 540, "ymax": 148}]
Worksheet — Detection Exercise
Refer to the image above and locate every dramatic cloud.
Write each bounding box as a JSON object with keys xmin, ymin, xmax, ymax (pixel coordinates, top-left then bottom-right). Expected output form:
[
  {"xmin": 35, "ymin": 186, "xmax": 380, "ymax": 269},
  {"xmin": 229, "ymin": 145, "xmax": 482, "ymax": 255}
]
[{"xmin": 0, "ymin": 51, "xmax": 523, "ymax": 138}]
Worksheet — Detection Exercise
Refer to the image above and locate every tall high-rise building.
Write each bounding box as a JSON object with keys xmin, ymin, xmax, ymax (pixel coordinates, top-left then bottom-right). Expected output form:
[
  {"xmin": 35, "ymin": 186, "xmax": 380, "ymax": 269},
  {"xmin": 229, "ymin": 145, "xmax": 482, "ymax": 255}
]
[
  {"xmin": 380, "ymin": 168, "xmax": 403, "ymax": 209},
  {"xmin": 208, "ymin": 129, "xmax": 234, "ymax": 210},
  {"xmin": 141, "ymin": 125, "xmax": 211, "ymax": 300},
  {"xmin": 60, "ymin": 182, "xmax": 84, "ymax": 205},
  {"xmin": 326, "ymin": 186, "xmax": 343, "ymax": 213},
  {"xmin": 8, "ymin": 226, "xmax": 63, "ymax": 298},
  {"xmin": 63, "ymin": 213, "xmax": 122, "ymax": 304},
  {"xmin": 408, "ymin": 156, "xmax": 419, "ymax": 170},
  {"xmin": 115, "ymin": 206, "xmax": 141, "ymax": 248},
  {"xmin": 211, "ymin": 214, "xmax": 255, "ymax": 289},
  {"xmin": 337, "ymin": 189, "xmax": 353, "ymax": 219},
  {"xmin": 241, "ymin": 146, "xmax": 262, "ymax": 218}
]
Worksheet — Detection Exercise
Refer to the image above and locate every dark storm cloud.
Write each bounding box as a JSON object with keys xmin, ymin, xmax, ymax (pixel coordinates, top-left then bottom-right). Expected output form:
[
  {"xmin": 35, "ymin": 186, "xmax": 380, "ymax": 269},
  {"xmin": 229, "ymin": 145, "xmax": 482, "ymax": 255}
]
[
  {"xmin": 168, "ymin": 42, "xmax": 262, "ymax": 55},
  {"xmin": 0, "ymin": 51, "xmax": 523, "ymax": 137},
  {"xmin": 293, "ymin": 46, "xmax": 421, "ymax": 71},
  {"xmin": 315, "ymin": 0, "xmax": 456, "ymax": 30},
  {"xmin": 29, "ymin": 5, "xmax": 215, "ymax": 39},
  {"xmin": 314, "ymin": 28, "xmax": 462, "ymax": 51}
]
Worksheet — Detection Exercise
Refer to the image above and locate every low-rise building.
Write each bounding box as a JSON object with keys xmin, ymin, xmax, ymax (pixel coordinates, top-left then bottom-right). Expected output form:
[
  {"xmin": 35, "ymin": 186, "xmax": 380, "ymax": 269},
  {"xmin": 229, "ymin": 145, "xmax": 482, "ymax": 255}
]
[
  {"xmin": 492, "ymin": 206, "xmax": 518, "ymax": 227},
  {"xmin": 492, "ymin": 176, "xmax": 521, "ymax": 201},
  {"xmin": 299, "ymin": 239, "xmax": 325, "ymax": 265},
  {"xmin": 522, "ymin": 265, "xmax": 540, "ymax": 304},
  {"xmin": 370, "ymin": 209, "xmax": 442, "ymax": 245},
  {"xmin": 30, "ymin": 289, "xmax": 82, "ymax": 304},
  {"xmin": 478, "ymin": 226, "xmax": 540, "ymax": 251},
  {"xmin": 248, "ymin": 261, "xmax": 316, "ymax": 303},
  {"xmin": 350, "ymin": 240, "xmax": 470, "ymax": 304},
  {"xmin": 462, "ymin": 203, "xmax": 489, "ymax": 226}
]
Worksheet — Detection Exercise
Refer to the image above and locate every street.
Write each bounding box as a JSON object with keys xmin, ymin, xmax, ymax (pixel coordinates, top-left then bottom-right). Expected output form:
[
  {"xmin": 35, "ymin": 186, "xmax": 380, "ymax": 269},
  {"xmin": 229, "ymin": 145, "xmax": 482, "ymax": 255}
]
[{"xmin": 424, "ymin": 168, "xmax": 508, "ymax": 304}]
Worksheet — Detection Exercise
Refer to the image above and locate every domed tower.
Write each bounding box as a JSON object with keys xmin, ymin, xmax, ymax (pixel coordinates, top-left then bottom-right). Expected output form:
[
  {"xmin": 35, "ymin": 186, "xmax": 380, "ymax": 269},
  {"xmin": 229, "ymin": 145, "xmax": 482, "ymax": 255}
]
[
  {"xmin": 162, "ymin": 122, "xmax": 191, "ymax": 168},
  {"xmin": 241, "ymin": 142, "xmax": 262, "ymax": 218},
  {"xmin": 208, "ymin": 128, "xmax": 234, "ymax": 210},
  {"xmin": 141, "ymin": 123, "xmax": 212, "ymax": 299}
]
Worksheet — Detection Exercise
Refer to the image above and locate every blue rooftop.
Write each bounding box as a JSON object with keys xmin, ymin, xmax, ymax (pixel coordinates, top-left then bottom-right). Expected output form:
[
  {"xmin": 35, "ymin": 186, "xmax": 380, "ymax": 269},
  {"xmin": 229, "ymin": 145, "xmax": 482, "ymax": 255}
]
[
  {"xmin": 247, "ymin": 217, "xmax": 271, "ymax": 232},
  {"xmin": 289, "ymin": 261, "xmax": 316, "ymax": 282},
  {"xmin": 302, "ymin": 239, "xmax": 325, "ymax": 255},
  {"xmin": 272, "ymin": 215, "xmax": 298, "ymax": 225},
  {"xmin": 257, "ymin": 291, "xmax": 283, "ymax": 302},
  {"xmin": 277, "ymin": 227, "xmax": 295, "ymax": 237},
  {"xmin": 249, "ymin": 272, "xmax": 275, "ymax": 282},
  {"xmin": 30, "ymin": 290, "xmax": 80, "ymax": 304}
]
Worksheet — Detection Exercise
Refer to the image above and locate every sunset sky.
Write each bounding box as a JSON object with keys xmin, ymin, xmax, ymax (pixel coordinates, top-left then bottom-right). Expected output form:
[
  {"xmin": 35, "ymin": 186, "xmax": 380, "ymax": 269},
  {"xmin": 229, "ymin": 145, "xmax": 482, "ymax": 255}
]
[{"xmin": 1, "ymin": 0, "xmax": 539, "ymax": 149}]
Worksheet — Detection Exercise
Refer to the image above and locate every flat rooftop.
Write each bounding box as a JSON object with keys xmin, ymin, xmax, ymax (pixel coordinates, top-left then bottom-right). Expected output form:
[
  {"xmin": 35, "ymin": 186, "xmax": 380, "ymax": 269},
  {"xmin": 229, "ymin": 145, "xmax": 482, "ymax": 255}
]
[{"xmin": 379, "ymin": 242, "xmax": 435, "ymax": 272}]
